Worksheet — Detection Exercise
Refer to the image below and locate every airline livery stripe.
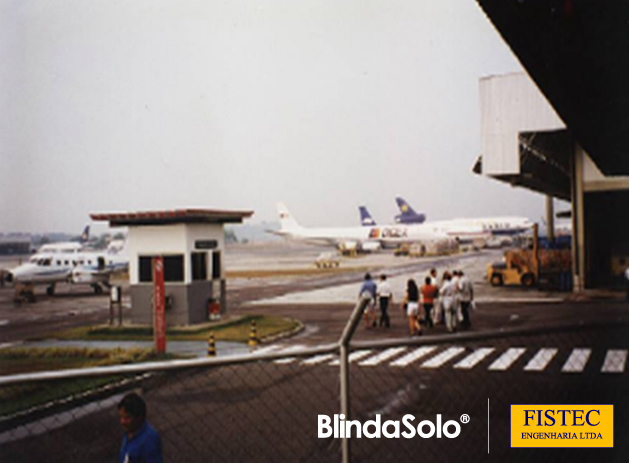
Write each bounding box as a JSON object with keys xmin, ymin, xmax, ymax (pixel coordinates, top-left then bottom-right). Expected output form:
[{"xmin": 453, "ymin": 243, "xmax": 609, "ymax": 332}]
[
  {"xmin": 488, "ymin": 348, "xmax": 526, "ymax": 371},
  {"xmin": 524, "ymin": 348, "xmax": 558, "ymax": 371},
  {"xmin": 390, "ymin": 346, "xmax": 437, "ymax": 367},
  {"xmin": 302, "ymin": 354, "xmax": 336, "ymax": 365},
  {"xmin": 601, "ymin": 349, "xmax": 628, "ymax": 373},
  {"xmin": 329, "ymin": 350, "xmax": 373, "ymax": 366},
  {"xmin": 421, "ymin": 347, "xmax": 465, "ymax": 368},
  {"xmin": 359, "ymin": 347, "xmax": 407, "ymax": 366},
  {"xmin": 453, "ymin": 348, "xmax": 495, "ymax": 369},
  {"xmin": 561, "ymin": 348, "xmax": 592, "ymax": 373}
]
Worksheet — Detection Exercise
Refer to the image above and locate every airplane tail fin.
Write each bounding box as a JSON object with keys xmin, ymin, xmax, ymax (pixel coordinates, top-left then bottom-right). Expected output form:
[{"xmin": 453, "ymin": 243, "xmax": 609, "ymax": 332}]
[
  {"xmin": 277, "ymin": 203, "xmax": 302, "ymax": 231},
  {"xmin": 394, "ymin": 196, "xmax": 426, "ymax": 224},
  {"xmin": 358, "ymin": 206, "xmax": 376, "ymax": 226},
  {"xmin": 107, "ymin": 237, "xmax": 128, "ymax": 256},
  {"xmin": 80, "ymin": 225, "xmax": 90, "ymax": 243},
  {"xmin": 395, "ymin": 196, "xmax": 417, "ymax": 215}
]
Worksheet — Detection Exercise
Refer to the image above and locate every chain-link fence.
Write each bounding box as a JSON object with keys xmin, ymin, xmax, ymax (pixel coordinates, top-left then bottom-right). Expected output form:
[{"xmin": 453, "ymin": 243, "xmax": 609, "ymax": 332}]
[{"xmin": 1, "ymin": 298, "xmax": 628, "ymax": 462}]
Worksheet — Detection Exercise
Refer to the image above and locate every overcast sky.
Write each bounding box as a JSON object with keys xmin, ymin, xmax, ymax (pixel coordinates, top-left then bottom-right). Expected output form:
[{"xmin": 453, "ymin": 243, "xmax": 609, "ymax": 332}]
[{"xmin": 1, "ymin": 0, "xmax": 557, "ymax": 234}]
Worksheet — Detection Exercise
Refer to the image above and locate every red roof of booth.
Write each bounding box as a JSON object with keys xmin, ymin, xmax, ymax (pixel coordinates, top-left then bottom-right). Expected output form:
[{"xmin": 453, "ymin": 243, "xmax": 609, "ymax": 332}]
[{"xmin": 90, "ymin": 208, "xmax": 253, "ymax": 226}]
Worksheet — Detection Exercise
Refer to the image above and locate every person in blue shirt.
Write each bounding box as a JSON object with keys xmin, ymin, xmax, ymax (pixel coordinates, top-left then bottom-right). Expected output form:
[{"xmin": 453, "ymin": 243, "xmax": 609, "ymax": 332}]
[
  {"xmin": 118, "ymin": 393, "xmax": 163, "ymax": 463},
  {"xmin": 359, "ymin": 273, "xmax": 377, "ymax": 327}
]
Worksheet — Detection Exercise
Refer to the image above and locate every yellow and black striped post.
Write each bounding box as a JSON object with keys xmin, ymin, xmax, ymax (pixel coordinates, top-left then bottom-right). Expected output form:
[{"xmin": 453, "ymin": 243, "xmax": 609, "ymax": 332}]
[
  {"xmin": 248, "ymin": 320, "xmax": 258, "ymax": 350},
  {"xmin": 207, "ymin": 333, "xmax": 216, "ymax": 357}
]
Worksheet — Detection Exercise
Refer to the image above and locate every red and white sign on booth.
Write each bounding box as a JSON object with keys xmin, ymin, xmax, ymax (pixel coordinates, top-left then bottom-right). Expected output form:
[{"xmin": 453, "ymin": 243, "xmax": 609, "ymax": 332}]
[{"xmin": 153, "ymin": 256, "xmax": 166, "ymax": 354}]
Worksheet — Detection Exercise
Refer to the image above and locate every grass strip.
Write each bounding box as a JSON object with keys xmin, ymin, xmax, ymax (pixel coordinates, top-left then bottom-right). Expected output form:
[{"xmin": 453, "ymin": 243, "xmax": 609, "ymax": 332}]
[{"xmin": 47, "ymin": 314, "xmax": 300, "ymax": 343}]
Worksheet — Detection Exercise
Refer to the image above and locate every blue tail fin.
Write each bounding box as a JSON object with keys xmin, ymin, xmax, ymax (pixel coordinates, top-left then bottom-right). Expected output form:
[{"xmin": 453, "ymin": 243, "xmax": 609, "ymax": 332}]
[
  {"xmin": 80, "ymin": 225, "xmax": 90, "ymax": 243},
  {"xmin": 359, "ymin": 206, "xmax": 376, "ymax": 226},
  {"xmin": 394, "ymin": 197, "xmax": 426, "ymax": 224}
]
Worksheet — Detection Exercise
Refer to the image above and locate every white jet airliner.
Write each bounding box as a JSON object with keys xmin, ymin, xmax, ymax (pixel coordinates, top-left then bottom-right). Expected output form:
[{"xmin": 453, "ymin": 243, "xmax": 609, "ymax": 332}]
[
  {"xmin": 272, "ymin": 203, "xmax": 454, "ymax": 251},
  {"xmin": 394, "ymin": 197, "xmax": 533, "ymax": 236}
]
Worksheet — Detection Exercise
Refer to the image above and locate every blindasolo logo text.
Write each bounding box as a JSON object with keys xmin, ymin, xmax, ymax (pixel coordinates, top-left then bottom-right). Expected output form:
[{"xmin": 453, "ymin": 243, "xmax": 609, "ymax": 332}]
[{"xmin": 511, "ymin": 405, "xmax": 613, "ymax": 448}]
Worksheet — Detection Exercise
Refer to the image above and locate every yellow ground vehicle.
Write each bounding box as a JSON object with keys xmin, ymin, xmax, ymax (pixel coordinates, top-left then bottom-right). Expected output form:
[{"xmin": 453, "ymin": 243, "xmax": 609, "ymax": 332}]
[
  {"xmin": 486, "ymin": 225, "xmax": 572, "ymax": 288},
  {"xmin": 486, "ymin": 249, "xmax": 539, "ymax": 287}
]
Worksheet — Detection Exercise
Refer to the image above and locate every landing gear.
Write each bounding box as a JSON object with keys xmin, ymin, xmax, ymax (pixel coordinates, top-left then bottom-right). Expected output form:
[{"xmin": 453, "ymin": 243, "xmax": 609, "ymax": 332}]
[
  {"xmin": 46, "ymin": 285, "xmax": 56, "ymax": 296},
  {"xmin": 92, "ymin": 284, "xmax": 104, "ymax": 295}
]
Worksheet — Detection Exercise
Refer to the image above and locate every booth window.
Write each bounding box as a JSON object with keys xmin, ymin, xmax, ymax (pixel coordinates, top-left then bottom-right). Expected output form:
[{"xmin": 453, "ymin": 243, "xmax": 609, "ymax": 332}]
[
  {"xmin": 164, "ymin": 255, "xmax": 184, "ymax": 282},
  {"xmin": 212, "ymin": 251, "xmax": 221, "ymax": 279},
  {"xmin": 139, "ymin": 256, "xmax": 155, "ymax": 282},
  {"xmin": 191, "ymin": 252, "xmax": 207, "ymax": 281},
  {"xmin": 138, "ymin": 255, "xmax": 184, "ymax": 282}
]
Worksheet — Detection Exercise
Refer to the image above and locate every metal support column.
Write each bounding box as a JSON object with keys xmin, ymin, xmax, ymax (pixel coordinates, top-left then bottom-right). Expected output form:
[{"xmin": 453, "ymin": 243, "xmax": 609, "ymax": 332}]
[
  {"xmin": 571, "ymin": 144, "xmax": 586, "ymax": 291},
  {"xmin": 546, "ymin": 195, "xmax": 555, "ymax": 243},
  {"xmin": 339, "ymin": 296, "xmax": 369, "ymax": 463}
]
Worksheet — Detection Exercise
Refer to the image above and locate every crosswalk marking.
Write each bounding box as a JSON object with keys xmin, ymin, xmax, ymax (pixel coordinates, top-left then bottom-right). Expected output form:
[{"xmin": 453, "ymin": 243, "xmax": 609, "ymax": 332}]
[
  {"xmin": 329, "ymin": 350, "xmax": 373, "ymax": 366},
  {"xmin": 524, "ymin": 348, "xmax": 558, "ymax": 371},
  {"xmin": 561, "ymin": 348, "xmax": 592, "ymax": 373},
  {"xmin": 264, "ymin": 343, "xmax": 628, "ymax": 375},
  {"xmin": 421, "ymin": 347, "xmax": 465, "ymax": 368},
  {"xmin": 601, "ymin": 349, "xmax": 628, "ymax": 373},
  {"xmin": 359, "ymin": 347, "xmax": 407, "ymax": 366},
  {"xmin": 390, "ymin": 346, "xmax": 438, "ymax": 367},
  {"xmin": 273, "ymin": 345, "xmax": 307, "ymax": 364},
  {"xmin": 302, "ymin": 354, "xmax": 336, "ymax": 365},
  {"xmin": 454, "ymin": 348, "xmax": 495, "ymax": 369},
  {"xmin": 488, "ymin": 348, "xmax": 526, "ymax": 371}
]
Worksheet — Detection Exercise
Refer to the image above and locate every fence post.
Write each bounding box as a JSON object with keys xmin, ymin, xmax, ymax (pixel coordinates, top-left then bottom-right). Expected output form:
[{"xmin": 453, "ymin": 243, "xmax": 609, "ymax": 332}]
[{"xmin": 338, "ymin": 296, "xmax": 371, "ymax": 463}]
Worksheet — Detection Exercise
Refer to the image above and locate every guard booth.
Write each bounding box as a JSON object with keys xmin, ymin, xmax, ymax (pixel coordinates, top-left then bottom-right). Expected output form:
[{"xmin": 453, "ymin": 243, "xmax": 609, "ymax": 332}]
[{"xmin": 91, "ymin": 209, "xmax": 252, "ymax": 326}]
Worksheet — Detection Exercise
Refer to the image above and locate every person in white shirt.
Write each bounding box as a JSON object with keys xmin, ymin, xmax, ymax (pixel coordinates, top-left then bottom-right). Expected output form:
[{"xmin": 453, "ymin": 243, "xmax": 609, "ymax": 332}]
[
  {"xmin": 429, "ymin": 268, "xmax": 442, "ymax": 324},
  {"xmin": 457, "ymin": 270, "xmax": 474, "ymax": 328},
  {"xmin": 439, "ymin": 272, "xmax": 457, "ymax": 332},
  {"xmin": 377, "ymin": 274, "xmax": 393, "ymax": 328}
]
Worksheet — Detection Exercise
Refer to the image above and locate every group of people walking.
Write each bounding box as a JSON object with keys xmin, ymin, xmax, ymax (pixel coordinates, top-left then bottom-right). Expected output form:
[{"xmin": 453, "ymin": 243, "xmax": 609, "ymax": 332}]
[{"xmin": 359, "ymin": 268, "xmax": 474, "ymax": 336}]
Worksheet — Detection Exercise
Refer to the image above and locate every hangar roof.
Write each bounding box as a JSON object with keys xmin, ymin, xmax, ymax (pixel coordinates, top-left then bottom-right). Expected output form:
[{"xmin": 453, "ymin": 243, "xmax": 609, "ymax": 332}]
[
  {"xmin": 90, "ymin": 209, "xmax": 253, "ymax": 227},
  {"xmin": 476, "ymin": 0, "xmax": 629, "ymax": 176},
  {"xmin": 473, "ymin": 129, "xmax": 573, "ymax": 201}
]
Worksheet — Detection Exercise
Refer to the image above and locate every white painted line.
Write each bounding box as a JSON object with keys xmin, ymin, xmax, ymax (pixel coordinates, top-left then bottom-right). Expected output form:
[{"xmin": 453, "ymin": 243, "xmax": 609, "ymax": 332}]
[
  {"xmin": 273, "ymin": 345, "xmax": 307, "ymax": 364},
  {"xmin": 329, "ymin": 350, "xmax": 373, "ymax": 366},
  {"xmin": 251, "ymin": 345, "xmax": 284, "ymax": 356},
  {"xmin": 390, "ymin": 346, "xmax": 437, "ymax": 367},
  {"xmin": 421, "ymin": 347, "xmax": 466, "ymax": 369},
  {"xmin": 561, "ymin": 348, "xmax": 591, "ymax": 373},
  {"xmin": 488, "ymin": 348, "xmax": 526, "ymax": 371},
  {"xmin": 524, "ymin": 348, "xmax": 558, "ymax": 371},
  {"xmin": 358, "ymin": 347, "xmax": 407, "ymax": 366},
  {"xmin": 601, "ymin": 349, "xmax": 628, "ymax": 373},
  {"xmin": 302, "ymin": 354, "xmax": 336, "ymax": 365},
  {"xmin": 454, "ymin": 348, "xmax": 495, "ymax": 369}
]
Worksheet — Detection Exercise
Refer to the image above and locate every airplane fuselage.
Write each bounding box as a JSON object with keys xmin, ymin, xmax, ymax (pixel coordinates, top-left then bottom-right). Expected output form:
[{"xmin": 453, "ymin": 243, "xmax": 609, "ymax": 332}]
[
  {"xmin": 7, "ymin": 250, "xmax": 128, "ymax": 287},
  {"xmin": 277, "ymin": 224, "xmax": 451, "ymax": 248}
]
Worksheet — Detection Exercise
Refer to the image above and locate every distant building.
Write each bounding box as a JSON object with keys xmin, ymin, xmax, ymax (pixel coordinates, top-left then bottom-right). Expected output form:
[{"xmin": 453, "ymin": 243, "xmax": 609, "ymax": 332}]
[{"xmin": 0, "ymin": 236, "xmax": 32, "ymax": 255}]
